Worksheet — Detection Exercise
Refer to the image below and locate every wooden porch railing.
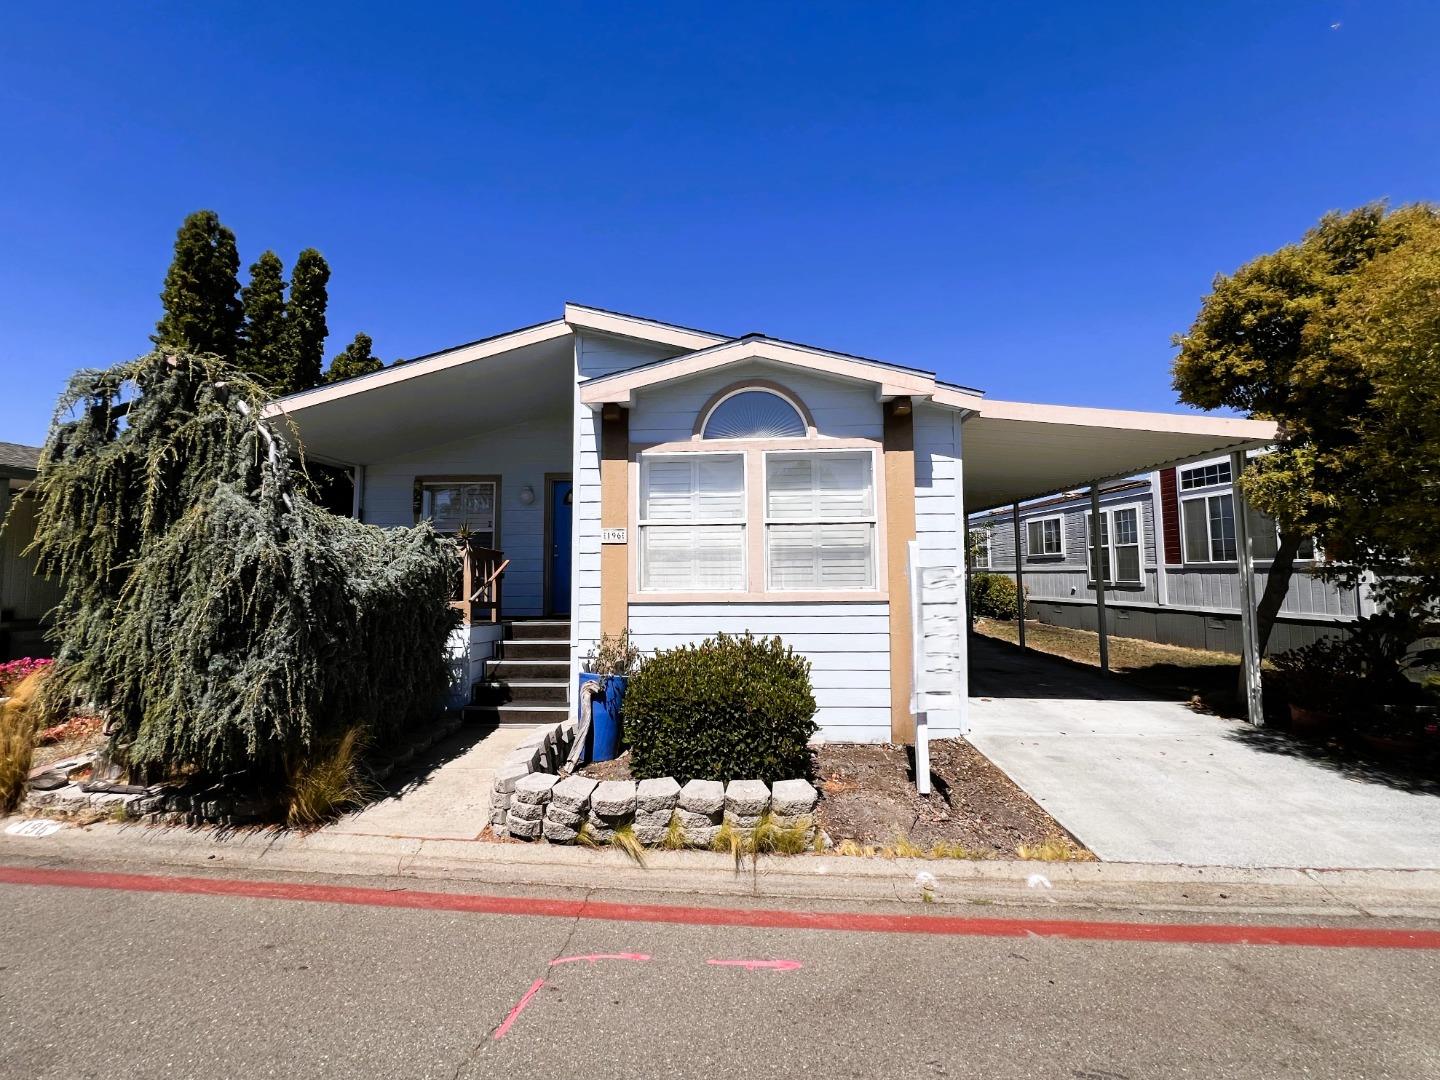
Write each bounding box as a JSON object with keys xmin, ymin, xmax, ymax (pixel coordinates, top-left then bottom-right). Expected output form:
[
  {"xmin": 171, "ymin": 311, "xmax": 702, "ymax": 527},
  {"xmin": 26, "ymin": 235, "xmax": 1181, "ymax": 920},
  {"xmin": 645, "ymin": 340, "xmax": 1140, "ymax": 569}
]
[{"xmin": 451, "ymin": 539, "xmax": 508, "ymax": 625}]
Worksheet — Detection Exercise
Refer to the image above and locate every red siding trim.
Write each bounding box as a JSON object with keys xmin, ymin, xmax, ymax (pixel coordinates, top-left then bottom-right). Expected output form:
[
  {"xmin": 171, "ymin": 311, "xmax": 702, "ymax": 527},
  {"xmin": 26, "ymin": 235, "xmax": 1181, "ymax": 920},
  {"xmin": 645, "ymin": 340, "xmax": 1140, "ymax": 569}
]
[{"xmin": 1159, "ymin": 468, "xmax": 1182, "ymax": 564}]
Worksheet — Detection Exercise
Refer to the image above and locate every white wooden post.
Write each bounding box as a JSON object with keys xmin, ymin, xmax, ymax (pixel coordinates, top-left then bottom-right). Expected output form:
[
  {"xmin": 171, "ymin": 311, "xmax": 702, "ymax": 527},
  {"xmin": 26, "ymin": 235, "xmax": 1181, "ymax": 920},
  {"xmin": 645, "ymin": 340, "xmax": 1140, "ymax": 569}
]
[
  {"xmin": 1089, "ymin": 484, "xmax": 1110, "ymax": 673},
  {"xmin": 1230, "ymin": 450, "xmax": 1265, "ymax": 726},
  {"xmin": 907, "ymin": 540, "xmax": 930, "ymax": 795},
  {"xmin": 1011, "ymin": 501, "xmax": 1026, "ymax": 650}
]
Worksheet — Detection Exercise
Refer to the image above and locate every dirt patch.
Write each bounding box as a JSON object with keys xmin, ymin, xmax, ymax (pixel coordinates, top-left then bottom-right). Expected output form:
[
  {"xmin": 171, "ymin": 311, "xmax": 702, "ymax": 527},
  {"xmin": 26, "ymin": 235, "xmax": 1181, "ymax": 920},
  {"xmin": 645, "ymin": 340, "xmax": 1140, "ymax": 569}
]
[
  {"xmin": 814, "ymin": 739, "xmax": 1088, "ymax": 856},
  {"xmin": 579, "ymin": 750, "xmax": 634, "ymax": 782}
]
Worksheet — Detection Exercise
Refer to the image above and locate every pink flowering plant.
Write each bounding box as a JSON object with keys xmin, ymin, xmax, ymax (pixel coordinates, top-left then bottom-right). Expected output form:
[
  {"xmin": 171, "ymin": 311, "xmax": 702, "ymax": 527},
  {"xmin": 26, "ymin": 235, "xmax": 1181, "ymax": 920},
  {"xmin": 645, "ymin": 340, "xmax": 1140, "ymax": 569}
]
[{"xmin": 0, "ymin": 657, "xmax": 53, "ymax": 695}]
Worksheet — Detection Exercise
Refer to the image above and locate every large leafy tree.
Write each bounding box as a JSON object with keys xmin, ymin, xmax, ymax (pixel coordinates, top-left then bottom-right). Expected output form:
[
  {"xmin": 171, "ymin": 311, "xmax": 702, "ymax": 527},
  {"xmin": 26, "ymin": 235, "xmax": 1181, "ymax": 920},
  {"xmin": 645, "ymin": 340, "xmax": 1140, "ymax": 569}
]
[
  {"xmin": 1173, "ymin": 202, "xmax": 1440, "ymax": 650},
  {"xmin": 283, "ymin": 248, "xmax": 330, "ymax": 393},
  {"xmin": 325, "ymin": 332, "xmax": 383, "ymax": 382},
  {"xmin": 152, "ymin": 210, "xmax": 242, "ymax": 361},
  {"xmin": 238, "ymin": 250, "xmax": 288, "ymax": 388}
]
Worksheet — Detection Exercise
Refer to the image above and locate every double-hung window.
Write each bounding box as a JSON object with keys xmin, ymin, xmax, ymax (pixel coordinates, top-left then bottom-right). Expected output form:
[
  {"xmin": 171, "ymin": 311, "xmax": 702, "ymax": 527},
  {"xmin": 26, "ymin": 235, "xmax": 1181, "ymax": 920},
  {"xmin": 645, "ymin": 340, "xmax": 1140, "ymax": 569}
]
[
  {"xmin": 638, "ymin": 455, "xmax": 746, "ymax": 591},
  {"xmin": 1182, "ymin": 492, "xmax": 1237, "ymax": 563},
  {"xmin": 765, "ymin": 451, "xmax": 876, "ymax": 590},
  {"xmin": 1087, "ymin": 505, "xmax": 1143, "ymax": 585},
  {"xmin": 970, "ymin": 529, "xmax": 991, "ymax": 569},
  {"xmin": 1025, "ymin": 516, "xmax": 1063, "ymax": 558}
]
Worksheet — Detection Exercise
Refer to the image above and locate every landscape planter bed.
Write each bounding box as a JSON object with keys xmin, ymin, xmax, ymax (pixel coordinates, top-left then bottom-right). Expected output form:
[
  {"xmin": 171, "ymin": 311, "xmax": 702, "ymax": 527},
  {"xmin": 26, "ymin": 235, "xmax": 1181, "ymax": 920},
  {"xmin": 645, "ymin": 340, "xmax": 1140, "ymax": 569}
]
[{"xmin": 489, "ymin": 721, "xmax": 819, "ymax": 848}]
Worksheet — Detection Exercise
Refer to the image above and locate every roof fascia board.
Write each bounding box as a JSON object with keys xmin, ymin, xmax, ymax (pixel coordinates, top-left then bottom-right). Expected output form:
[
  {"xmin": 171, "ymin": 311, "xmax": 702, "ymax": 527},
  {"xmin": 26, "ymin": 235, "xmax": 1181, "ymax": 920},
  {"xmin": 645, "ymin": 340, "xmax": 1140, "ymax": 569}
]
[
  {"xmin": 953, "ymin": 392, "xmax": 1278, "ymax": 441},
  {"xmin": 563, "ymin": 304, "xmax": 727, "ymax": 352},
  {"xmin": 579, "ymin": 339, "xmax": 937, "ymax": 407},
  {"xmin": 264, "ymin": 319, "xmax": 571, "ymax": 418}
]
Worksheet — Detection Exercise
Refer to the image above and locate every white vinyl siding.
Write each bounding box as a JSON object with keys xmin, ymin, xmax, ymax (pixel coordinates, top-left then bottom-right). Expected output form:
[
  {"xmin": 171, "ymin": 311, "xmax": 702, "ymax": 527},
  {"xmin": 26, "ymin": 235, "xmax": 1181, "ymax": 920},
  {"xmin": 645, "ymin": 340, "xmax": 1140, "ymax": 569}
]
[
  {"xmin": 1026, "ymin": 515, "xmax": 1063, "ymax": 557},
  {"xmin": 638, "ymin": 454, "xmax": 745, "ymax": 591},
  {"xmin": 764, "ymin": 451, "xmax": 876, "ymax": 591}
]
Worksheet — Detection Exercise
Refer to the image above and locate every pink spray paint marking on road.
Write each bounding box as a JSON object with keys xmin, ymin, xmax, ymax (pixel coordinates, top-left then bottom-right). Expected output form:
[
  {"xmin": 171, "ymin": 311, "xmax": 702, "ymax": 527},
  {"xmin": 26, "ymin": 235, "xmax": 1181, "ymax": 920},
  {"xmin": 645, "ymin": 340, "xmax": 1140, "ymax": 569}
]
[
  {"xmin": 492, "ymin": 978, "xmax": 545, "ymax": 1040},
  {"xmin": 550, "ymin": 952, "xmax": 652, "ymax": 966},
  {"xmin": 707, "ymin": 959, "xmax": 803, "ymax": 972}
]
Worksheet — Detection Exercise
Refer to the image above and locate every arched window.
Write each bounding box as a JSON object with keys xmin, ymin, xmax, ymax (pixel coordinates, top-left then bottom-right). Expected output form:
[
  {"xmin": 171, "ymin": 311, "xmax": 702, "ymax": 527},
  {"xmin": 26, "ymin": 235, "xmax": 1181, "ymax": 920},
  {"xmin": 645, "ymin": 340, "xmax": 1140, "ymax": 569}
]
[{"xmin": 700, "ymin": 388, "xmax": 807, "ymax": 440}]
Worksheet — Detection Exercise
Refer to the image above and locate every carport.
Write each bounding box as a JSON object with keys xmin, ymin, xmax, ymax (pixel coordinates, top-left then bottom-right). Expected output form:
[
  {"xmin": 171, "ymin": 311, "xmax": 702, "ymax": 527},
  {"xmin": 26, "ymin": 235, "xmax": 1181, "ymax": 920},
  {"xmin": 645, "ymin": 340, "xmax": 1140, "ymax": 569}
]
[{"xmin": 947, "ymin": 392, "xmax": 1276, "ymax": 725}]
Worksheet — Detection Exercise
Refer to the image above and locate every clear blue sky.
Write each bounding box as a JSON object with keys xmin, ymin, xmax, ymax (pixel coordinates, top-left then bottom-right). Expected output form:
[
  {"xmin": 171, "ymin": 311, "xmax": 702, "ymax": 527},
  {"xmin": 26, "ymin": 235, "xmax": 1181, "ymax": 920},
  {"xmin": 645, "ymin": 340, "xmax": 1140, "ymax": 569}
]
[{"xmin": 2, "ymin": 2, "xmax": 1437, "ymax": 445}]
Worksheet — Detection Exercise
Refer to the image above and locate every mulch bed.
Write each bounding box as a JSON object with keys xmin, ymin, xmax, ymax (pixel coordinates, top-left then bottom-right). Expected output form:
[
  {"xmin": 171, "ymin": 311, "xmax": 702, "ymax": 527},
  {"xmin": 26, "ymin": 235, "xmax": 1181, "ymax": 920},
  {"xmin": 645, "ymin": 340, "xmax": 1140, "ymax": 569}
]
[
  {"xmin": 578, "ymin": 740, "xmax": 1087, "ymax": 857},
  {"xmin": 814, "ymin": 738, "xmax": 1085, "ymax": 855}
]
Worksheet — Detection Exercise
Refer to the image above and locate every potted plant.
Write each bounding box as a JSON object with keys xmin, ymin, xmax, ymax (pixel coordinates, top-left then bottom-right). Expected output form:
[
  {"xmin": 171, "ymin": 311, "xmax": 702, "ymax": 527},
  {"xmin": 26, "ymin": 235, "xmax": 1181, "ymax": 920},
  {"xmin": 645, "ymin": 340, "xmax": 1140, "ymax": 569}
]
[
  {"xmin": 578, "ymin": 631, "xmax": 642, "ymax": 763},
  {"xmin": 1271, "ymin": 636, "xmax": 1361, "ymax": 736}
]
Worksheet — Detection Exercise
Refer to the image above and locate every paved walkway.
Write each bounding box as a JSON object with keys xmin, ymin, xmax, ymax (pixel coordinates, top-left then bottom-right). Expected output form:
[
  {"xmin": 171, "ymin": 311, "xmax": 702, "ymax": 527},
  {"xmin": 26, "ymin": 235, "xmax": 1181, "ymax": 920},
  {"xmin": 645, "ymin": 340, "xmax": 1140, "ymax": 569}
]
[
  {"xmin": 326, "ymin": 722, "xmax": 544, "ymax": 840},
  {"xmin": 966, "ymin": 635, "xmax": 1440, "ymax": 869}
]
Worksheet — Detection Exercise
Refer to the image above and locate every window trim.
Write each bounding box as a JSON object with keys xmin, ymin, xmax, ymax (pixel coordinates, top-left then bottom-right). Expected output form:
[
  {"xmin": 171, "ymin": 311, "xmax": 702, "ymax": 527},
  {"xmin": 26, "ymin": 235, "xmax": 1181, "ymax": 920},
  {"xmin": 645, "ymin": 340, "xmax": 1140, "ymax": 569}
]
[
  {"xmin": 413, "ymin": 474, "xmax": 501, "ymax": 546},
  {"xmin": 970, "ymin": 529, "xmax": 991, "ymax": 570},
  {"xmin": 1024, "ymin": 514, "xmax": 1065, "ymax": 559},
  {"xmin": 636, "ymin": 451, "xmax": 748, "ymax": 593},
  {"xmin": 1179, "ymin": 490, "xmax": 1237, "ymax": 566},
  {"xmin": 1084, "ymin": 500, "xmax": 1147, "ymax": 586},
  {"xmin": 762, "ymin": 447, "xmax": 879, "ymax": 593},
  {"xmin": 628, "ymin": 440, "xmax": 888, "ymax": 602}
]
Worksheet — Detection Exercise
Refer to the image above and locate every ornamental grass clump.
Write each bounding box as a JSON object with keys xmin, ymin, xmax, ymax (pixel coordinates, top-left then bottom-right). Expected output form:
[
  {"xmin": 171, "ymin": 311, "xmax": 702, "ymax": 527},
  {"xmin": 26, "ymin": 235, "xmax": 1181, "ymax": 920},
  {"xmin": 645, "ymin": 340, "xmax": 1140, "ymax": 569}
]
[
  {"xmin": 26, "ymin": 351, "xmax": 457, "ymax": 794},
  {"xmin": 625, "ymin": 632, "xmax": 817, "ymax": 784}
]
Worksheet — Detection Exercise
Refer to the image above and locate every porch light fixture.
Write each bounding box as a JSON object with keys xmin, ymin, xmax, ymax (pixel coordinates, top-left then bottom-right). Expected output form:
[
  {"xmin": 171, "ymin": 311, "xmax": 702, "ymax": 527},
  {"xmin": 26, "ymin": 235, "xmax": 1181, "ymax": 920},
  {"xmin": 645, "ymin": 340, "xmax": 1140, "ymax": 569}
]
[{"xmin": 518, "ymin": 484, "xmax": 536, "ymax": 505}]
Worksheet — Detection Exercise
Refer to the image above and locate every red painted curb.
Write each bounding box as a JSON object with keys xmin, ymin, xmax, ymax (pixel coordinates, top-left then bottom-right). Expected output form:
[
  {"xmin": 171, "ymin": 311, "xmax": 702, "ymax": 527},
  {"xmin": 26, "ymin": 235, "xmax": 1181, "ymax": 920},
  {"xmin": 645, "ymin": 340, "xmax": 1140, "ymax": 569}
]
[{"xmin": 3, "ymin": 863, "xmax": 1437, "ymax": 950}]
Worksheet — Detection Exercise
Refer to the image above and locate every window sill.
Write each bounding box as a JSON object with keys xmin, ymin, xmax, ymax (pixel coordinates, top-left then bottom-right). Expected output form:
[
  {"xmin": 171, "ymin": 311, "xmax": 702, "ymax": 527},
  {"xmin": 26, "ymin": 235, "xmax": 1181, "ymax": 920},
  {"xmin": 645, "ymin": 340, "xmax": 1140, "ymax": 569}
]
[{"xmin": 630, "ymin": 589, "xmax": 888, "ymax": 604}]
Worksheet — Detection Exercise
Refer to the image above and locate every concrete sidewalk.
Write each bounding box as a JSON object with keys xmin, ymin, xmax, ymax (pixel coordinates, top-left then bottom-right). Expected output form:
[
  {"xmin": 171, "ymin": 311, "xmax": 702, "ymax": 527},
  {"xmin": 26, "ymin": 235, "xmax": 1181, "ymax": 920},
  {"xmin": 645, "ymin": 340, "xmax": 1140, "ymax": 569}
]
[
  {"xmin": 967, "ymin": 635, "xmax": 1440, "ymax": 869},
  {"xmin": 5, "ymin": 812, "xmax": 1440, "ymax": 920}
]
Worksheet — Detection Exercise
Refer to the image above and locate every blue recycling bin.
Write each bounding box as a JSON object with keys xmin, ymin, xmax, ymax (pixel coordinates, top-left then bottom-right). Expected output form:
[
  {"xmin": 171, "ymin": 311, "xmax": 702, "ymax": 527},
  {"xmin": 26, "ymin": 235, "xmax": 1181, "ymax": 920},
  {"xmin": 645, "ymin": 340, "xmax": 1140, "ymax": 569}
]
[{"xmin": 578, "ymin": 673, "xmax": 627, "ymax": 763}]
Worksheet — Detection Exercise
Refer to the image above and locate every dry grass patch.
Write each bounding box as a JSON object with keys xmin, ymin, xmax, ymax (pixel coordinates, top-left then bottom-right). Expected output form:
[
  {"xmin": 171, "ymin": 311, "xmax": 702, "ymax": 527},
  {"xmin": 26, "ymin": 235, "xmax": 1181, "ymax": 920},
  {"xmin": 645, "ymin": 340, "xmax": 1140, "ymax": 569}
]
[{"xmin": 286, "ymin": 728, "xmax": 373, "ymax": 828}]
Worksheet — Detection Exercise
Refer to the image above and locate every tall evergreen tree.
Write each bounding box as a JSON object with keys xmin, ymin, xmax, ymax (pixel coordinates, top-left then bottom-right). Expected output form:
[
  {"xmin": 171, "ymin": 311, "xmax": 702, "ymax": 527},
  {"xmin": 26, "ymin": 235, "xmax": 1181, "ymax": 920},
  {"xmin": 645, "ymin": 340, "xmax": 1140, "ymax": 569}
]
[
  {"xmin": 325, "ymin": 332, "xmax": 384, "ymax": 382},
  {"xmin": 283, "ymin": 248, "xmax": 330, "ymax": 392},
  {"xmin": 152, "ymin": 210, "xmax": 242, "ymax": 361},
  {"xmin": 238, "ymin": 250, "xmax": 288, "ymax": 388}
]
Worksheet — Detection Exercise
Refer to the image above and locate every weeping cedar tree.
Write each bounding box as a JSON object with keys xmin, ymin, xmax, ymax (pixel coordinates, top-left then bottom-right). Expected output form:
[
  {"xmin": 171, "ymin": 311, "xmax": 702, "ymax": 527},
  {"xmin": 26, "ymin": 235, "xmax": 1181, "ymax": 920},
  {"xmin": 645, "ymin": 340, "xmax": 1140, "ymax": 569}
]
[
  {"xmin": 284, "ymin": 248, "xmax": 330, "ymax": 393},
  {"xmin": 152, "ymin": 210, "xmax": 243, "ymax": 362},
  {"xmin": 26, "ymin": 351, "xmax": 458, "ymax": 783},
  {"xmin": 1173, "ymin": 202, "xmax": 1440, "ymax": 654},
  {"xmin": 325, "ymin": 332, "xmax": 384, "ymax": 382},
  {"xmin": 239, "ymin": 250, "xmax": 288, "ymax": 388}
]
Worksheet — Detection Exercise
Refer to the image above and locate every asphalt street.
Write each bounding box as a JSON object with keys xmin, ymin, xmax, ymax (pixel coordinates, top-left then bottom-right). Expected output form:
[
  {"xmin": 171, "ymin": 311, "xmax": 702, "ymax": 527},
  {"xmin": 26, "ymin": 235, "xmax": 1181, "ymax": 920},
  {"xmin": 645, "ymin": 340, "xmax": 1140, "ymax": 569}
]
[{"xmin": 2, "ymin": 868, "xmax": 1438, "ymax": 1080}]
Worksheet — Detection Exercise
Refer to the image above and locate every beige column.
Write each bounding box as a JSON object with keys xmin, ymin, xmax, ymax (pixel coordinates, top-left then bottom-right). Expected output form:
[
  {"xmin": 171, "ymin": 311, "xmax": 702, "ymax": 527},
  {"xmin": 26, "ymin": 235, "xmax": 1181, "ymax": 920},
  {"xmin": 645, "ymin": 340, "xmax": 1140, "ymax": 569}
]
[
  {"xmin": 884, "ymin": 398, "xmax": 918, "ymax": 743},
  {"xmin": 600, "ymin": 405, "xmax": 630, "ymax": 640}
]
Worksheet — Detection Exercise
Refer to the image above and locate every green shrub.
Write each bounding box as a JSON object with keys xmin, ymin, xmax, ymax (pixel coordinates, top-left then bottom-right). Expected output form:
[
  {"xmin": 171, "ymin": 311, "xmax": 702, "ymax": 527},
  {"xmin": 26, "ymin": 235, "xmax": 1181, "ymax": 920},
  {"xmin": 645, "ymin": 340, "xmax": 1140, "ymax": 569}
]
[
  {"xmin": 969, "ymin": 571, "xmax": 1025, "ymax": 620},
  {"xmin": 625, "ymin": 632, "xmax": 817, "ymax": 784}
]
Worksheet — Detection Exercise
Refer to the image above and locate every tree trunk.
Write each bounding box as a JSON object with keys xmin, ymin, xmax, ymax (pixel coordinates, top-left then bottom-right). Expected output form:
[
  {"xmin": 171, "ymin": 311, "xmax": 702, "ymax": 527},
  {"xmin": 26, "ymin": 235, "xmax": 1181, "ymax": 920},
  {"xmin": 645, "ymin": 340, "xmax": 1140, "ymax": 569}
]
[{"xmin": 1236, "ymin": 529, "xmax": 1305, "ymax": 699}]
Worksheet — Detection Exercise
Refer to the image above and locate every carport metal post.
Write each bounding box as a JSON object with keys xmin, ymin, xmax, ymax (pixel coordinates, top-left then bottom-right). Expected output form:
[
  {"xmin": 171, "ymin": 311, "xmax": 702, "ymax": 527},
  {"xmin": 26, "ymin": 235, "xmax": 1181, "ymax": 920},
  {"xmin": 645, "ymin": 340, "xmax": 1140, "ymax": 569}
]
[
  {"xmin": 1011, "ymin": 502, "xmax": 1025, "ymax": 649},
  {"xmin": 1089, "ymin": 484, "xmax": 1110, "ymax": 672},
  {"xmin": 1230, "ymin": 450, "xmax": 1265, "ymax": 726}
]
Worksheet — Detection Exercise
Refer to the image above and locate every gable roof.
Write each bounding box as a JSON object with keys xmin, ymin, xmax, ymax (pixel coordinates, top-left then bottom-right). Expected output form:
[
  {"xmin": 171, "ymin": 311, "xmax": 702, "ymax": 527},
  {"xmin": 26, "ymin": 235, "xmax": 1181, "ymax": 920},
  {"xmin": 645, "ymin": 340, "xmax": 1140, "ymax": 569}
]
[
  {"xmin": 578, "ymin": 334, "xmax": 948, "ymax": 406},
  {"xmin": 0, "ymin": 441, "xmax": 42, "ymax": 479}
]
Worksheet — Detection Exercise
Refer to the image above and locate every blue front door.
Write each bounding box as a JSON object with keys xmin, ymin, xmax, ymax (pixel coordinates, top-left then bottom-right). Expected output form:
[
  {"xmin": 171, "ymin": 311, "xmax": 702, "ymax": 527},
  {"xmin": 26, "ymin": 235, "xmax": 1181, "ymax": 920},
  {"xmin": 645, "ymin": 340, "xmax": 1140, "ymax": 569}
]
[{"xmin": 548, "ymin": 479, "xmax": 573, "ymax": 615}]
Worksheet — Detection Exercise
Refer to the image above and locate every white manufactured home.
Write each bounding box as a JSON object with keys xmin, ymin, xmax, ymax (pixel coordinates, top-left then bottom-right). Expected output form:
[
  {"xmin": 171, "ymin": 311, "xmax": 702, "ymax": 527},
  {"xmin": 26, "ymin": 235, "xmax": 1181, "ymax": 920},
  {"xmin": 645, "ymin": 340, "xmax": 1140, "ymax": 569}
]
[
  {"xmin": 968, "ymin": 458, "xmax": 1369, "ymax": 654},
  {"xmin": 271, "ymin": 305, "xmax": 1276, "ymax": 742}
]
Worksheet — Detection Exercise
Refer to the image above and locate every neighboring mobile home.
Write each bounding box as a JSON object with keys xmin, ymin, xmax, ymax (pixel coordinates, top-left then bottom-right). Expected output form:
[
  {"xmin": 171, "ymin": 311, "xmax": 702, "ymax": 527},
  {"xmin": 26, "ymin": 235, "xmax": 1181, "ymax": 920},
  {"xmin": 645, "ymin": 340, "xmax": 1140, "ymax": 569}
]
[
  {"xmin": 968, "ymin": 458, "xmax": 1368, "ymax": 654},
  {"xmin": 1, "ymin": 442, "xmax": 62, "ymax": 660},
  {"xmin": 270, "ymin": 305, "xmax": 1275, "ymax": 742}
]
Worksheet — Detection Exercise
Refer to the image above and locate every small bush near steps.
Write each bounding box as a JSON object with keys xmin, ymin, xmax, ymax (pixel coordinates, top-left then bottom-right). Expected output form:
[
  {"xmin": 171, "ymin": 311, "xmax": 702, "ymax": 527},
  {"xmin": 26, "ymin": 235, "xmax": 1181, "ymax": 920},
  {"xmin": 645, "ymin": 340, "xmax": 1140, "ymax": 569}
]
[{"xmin": 625, "ymin": 632, "xmax": 817, "ymax": 784}]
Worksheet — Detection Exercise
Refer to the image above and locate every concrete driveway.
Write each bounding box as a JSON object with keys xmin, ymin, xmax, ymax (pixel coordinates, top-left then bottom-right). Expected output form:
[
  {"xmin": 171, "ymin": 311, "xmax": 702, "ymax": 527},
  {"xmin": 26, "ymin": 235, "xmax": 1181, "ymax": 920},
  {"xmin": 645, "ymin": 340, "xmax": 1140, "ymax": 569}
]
[{"xmin": 966, "ymin": 635, "xmax": 1440, "ymax": 869}]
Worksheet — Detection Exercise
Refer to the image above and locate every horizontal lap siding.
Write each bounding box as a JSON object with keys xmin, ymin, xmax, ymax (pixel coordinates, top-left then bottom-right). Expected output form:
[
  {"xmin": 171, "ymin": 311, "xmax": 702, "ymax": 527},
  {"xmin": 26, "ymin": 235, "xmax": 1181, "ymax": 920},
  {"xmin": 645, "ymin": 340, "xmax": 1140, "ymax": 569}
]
[
  {"xmin": 628, "ymin": 602, "xmax": 893, "ymax": 742},
  {"xmin": 574, "ymin": 332, "xmax": 688, "ymax": 674},
  {"xmin": 976, "ymin": 485, "xmax": 1359, "ymax": 621},
  {"xmin": 629, "ymin": 359, "xmax": 883, "ymax": 443},
  {"xmin": 363, "ymin": 413, "xmax": 572, "ymax": 616}
]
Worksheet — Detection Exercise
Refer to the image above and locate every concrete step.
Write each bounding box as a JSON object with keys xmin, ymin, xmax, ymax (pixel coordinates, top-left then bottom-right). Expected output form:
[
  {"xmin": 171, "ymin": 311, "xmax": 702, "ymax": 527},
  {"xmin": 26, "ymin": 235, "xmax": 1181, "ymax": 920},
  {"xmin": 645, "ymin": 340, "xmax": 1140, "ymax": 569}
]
[
  {"xmin": 488, "ymin": 658, "xmax": 569, "ymax": 681},
  {"xmin": 501, "ymin": 639, "xmax": 568, "ymax": 661},
  {"xmin": 463, "ymin": 703, "xmax": 573, "ymax": 726},
  {"xmin": 504, "ymin": 619, "xmax": 571, "ymax": 641},
  {"xmin": 472, "ymin": 679, "xmax": 570, "ymax": 706}
]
